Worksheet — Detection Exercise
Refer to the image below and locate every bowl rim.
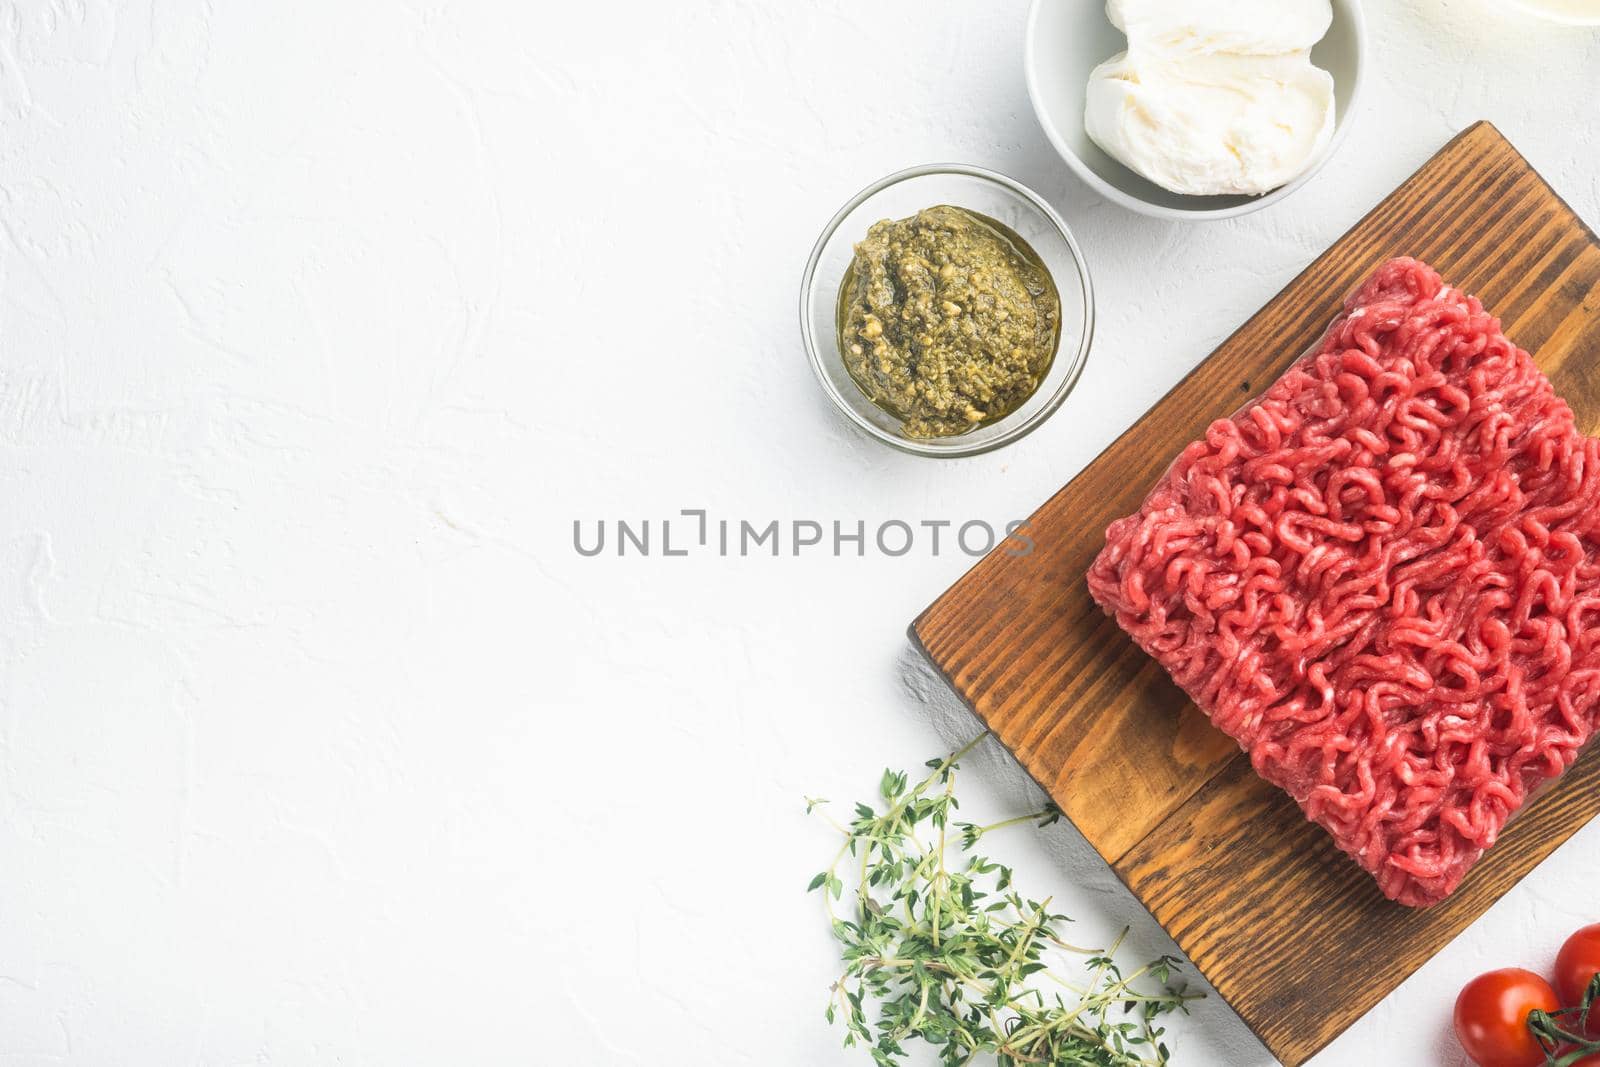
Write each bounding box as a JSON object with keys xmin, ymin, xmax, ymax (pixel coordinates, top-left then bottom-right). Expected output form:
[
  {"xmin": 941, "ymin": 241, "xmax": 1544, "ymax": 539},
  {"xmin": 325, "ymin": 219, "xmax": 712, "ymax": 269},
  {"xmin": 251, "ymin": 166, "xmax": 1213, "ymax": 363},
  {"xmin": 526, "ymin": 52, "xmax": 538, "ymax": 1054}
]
[
  {"xmin": 1507, "ymin": 0, "xmax": 1600, "ymax": 23},
  {"xmin": 798, "ymin": 163, "xmax": 1096, "ymax": 458},
  {"xmin": 1023, "ymin": 0, "xmax": 1369, "ymax": 221}
]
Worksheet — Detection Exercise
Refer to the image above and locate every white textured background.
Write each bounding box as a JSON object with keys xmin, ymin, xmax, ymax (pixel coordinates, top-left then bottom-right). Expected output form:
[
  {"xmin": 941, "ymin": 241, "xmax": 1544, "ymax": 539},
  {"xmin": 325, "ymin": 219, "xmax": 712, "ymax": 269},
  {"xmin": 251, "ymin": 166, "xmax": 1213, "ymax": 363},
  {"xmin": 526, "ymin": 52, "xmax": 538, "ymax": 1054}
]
[{"xmin": 1, "ymin": 0, "xmax": 1598, "ymax": 1063}]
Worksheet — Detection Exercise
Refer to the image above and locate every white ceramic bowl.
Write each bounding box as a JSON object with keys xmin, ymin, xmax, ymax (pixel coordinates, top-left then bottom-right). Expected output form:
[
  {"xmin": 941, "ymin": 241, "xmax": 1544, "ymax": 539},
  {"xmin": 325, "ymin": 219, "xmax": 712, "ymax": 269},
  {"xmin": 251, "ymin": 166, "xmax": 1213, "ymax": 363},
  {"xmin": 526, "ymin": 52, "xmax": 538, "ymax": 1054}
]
[
  {"xmin": 1025, "ymin": 0, "xmax": 1367, "ymax": 221},
  {"xmin": 1509, "ymin": 0, "xmax": 1600, "ymax": 24}
]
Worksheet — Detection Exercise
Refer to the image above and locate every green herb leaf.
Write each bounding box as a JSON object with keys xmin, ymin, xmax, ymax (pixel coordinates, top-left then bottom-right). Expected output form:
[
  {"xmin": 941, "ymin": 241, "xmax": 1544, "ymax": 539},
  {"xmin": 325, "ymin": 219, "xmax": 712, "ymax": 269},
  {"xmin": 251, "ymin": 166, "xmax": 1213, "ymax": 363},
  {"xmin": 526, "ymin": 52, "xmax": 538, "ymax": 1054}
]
[{"xmin": 808, "ymin": 735, "xmax": 1202, "ymax": 1066}]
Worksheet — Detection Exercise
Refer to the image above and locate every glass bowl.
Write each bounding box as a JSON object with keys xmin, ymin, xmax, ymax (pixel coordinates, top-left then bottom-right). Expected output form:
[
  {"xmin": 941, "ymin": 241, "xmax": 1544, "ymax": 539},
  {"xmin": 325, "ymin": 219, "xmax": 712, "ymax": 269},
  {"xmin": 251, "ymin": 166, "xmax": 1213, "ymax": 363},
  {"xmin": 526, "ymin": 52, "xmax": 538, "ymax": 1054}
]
[{"xmin": 799, "ymin": 164, "xmax": 1094, "ymax": 458}]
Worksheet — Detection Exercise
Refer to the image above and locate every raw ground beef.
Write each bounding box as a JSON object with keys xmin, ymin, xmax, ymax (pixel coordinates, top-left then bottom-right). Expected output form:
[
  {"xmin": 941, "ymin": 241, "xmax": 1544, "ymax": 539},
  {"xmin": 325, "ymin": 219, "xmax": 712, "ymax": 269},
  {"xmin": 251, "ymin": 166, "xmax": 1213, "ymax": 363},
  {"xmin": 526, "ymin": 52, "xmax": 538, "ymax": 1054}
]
[{"xmin": 1087, "ymin": 258, "xmax": 1600, "ymax": 907}]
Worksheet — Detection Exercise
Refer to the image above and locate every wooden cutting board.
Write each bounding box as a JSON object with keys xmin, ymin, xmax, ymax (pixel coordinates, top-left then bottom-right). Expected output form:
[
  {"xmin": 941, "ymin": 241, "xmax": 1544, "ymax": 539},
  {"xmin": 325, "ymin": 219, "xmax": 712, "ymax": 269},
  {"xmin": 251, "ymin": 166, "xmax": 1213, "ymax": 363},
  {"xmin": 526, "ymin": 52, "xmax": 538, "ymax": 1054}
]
[{"xmin": 911, "ymin": 122, "xmax": 1600, "ymax": 1066}]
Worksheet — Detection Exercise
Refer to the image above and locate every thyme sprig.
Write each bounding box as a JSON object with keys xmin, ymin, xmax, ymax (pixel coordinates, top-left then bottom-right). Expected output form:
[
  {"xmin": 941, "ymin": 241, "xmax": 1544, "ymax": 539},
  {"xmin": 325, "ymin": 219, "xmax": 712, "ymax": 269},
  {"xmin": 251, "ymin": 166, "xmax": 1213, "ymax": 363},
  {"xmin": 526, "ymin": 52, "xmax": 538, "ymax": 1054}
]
[{"xmin": 808, "ymin": 735, "xmax": 1201, "ymax": 1066}]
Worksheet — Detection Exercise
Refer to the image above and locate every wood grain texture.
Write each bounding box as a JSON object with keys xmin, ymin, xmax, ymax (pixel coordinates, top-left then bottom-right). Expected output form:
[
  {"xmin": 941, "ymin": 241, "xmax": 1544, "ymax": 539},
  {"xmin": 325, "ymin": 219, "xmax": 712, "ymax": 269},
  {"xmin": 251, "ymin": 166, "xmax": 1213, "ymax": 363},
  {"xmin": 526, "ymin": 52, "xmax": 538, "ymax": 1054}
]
[{"xmin": 910, "ymin": 123, "xmax": 1600, "ymax": 1066}]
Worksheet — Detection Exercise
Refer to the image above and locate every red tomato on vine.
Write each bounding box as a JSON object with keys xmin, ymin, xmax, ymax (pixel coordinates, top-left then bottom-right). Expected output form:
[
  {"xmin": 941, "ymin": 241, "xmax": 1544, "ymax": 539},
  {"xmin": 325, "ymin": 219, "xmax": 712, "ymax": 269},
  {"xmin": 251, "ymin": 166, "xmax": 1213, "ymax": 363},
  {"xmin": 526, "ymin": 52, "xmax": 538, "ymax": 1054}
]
[{"xmin": 1454, "ymin": 968, "xmax": 1561, "ymax": 1067}]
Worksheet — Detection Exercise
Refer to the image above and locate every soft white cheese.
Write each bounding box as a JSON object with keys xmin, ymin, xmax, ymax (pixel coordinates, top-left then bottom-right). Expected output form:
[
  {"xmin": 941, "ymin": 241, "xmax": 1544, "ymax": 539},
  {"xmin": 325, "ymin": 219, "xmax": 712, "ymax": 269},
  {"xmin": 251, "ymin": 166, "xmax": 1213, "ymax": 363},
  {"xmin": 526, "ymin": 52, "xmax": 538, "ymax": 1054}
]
[
  {"xmin": 1085, "ymin": 50, "xmax": 1335, "ymax": 197},
  {"xmin": 1106, "ymin": 0, "xmax": 1332, "ymax": 57},
  {"xmin": 1086, "ymin": 0, "xmax": 1337, "ymax": 198}
]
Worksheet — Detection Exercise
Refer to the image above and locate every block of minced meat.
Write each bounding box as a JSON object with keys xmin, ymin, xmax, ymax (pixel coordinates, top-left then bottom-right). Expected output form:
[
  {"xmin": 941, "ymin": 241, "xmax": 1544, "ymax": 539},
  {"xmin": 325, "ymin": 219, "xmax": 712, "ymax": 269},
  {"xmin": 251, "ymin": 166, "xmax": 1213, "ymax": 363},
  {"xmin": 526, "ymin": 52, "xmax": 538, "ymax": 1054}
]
[{"xmin": 1087, "ymin": 258, "xmax": 1600, "ymax": 907}]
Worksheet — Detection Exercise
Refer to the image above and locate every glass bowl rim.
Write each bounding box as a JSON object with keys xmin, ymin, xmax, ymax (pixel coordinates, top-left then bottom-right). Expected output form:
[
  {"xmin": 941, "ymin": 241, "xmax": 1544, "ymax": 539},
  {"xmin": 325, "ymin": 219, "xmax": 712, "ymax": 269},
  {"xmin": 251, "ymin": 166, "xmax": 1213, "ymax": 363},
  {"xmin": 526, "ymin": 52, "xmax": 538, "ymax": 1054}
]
[{"xmin": 798, "ymin": 162, "xmax": 1096, "ymax": 459}]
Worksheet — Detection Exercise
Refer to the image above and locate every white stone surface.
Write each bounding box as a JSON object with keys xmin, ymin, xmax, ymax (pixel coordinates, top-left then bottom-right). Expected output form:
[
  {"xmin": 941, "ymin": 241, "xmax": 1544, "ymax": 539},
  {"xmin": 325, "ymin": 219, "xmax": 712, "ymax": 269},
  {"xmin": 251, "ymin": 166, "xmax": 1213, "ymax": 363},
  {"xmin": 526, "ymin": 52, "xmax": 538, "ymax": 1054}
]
[{"xmin": 1, "ymin": 0, "xmax": 1597, "ymax": 1063}]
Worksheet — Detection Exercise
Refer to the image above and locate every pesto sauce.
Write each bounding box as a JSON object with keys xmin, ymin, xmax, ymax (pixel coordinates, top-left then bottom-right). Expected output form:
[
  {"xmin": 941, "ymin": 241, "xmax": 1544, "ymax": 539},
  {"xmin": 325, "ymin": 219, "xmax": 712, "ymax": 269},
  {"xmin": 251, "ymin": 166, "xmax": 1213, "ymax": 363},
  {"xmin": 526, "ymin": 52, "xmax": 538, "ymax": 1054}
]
[{"xmin": 837, "ymin": 205, "xmax": 1061, "ymax": 439}]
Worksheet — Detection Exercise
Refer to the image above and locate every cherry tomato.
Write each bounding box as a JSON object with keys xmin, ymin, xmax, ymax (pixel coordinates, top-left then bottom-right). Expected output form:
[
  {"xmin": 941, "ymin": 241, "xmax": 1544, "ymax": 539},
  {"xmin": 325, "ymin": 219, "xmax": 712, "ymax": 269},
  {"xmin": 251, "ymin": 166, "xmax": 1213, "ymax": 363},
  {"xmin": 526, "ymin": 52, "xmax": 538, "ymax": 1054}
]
[
  {"xmin": 1556, "ymin": 924, "xmax": 1600, "ymax": 1014},
  {"xmin": 1455, "ymin": 968, "xmax": 1561, "ymax": 1067}
]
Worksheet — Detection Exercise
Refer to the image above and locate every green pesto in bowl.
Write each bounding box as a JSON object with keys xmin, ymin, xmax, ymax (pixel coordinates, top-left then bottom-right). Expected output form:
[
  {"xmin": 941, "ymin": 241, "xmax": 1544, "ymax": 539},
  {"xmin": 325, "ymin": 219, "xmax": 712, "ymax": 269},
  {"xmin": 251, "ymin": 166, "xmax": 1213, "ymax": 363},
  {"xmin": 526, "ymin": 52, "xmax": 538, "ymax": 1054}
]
[{"xmin": 836, "ymin": 205, "xmax": 1062, "ymax": 439}]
